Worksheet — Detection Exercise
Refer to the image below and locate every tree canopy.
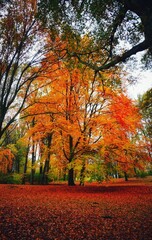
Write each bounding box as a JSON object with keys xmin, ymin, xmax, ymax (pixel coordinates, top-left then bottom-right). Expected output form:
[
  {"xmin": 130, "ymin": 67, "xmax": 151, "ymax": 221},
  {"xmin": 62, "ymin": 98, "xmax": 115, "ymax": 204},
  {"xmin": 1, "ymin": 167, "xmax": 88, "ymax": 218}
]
[{"xmin": 37, "ymin": 0, "xmax": 152, "ymax": 70}]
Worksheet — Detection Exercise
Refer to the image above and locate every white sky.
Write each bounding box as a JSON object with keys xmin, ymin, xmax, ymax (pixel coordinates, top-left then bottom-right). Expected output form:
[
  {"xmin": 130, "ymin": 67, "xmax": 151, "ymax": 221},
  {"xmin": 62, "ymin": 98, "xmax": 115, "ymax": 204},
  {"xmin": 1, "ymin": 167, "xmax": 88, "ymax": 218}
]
[
  {"xmin": 120, "ymin": 49, "xmax": 152, "ymax": 99},
  {"xmin": 126, "ymin": 70, "xmax": 152, "ymax": 99}
]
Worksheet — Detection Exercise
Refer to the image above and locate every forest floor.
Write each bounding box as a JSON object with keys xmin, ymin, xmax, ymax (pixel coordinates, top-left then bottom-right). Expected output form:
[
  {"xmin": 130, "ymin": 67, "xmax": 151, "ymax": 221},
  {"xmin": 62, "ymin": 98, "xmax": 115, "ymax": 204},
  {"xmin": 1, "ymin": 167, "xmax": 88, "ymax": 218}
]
[{"xmin": 0, "ymin": 177, "xmax": 152, "ymax": 240}]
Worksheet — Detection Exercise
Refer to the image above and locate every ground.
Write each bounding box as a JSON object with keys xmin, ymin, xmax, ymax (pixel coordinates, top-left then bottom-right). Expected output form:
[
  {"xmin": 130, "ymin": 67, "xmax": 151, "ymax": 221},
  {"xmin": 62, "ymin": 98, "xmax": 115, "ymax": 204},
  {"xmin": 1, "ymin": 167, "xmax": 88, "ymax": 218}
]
[{"xmin": 0, "ymin": 178, "xmax": 152, "ymax": 240}]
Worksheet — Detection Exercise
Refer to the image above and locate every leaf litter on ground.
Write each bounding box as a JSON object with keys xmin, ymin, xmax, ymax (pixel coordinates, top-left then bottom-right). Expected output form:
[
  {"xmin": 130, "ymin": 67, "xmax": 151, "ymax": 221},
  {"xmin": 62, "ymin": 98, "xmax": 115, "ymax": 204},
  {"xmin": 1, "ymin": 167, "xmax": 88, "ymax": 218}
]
[{"xmin": 0, "ymin": 178, "xmax": 152, "ymax": 240}]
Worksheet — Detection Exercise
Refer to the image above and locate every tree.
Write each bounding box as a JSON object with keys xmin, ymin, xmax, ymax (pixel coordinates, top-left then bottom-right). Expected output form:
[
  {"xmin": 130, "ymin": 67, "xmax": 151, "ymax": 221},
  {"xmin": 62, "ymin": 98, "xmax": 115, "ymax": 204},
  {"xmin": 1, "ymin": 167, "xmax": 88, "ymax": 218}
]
[
  {"xmin": 37, "ymin": 0, "xmax": 152, "ymax": 70},
  {"xmin": 17, "ymin": 34, "xmax": 149, "ymax": 185},
  {"xmin": 21, "ymin": 42, "xmax": 122, "ymax": 185},
  {"xmin": 100, "ymin": 93, "xmax": 150, "ymax": 180},
  {"xmin": 3, "ymin": 123, "xmax": 28, "ymax": 174},
  {"xmin": 138, "ymin": 88, "xmax": 152, "ymax": 160},
  {"xmin": 138, "ymin": 89, "xmax": 152, "ymax": 138},
  {"xmin": 0, "ymin": 148, "xmax": 13, "ymax": 173},
  {"xmin": 23, "ymin": 43, "xmax": 143, "ymax": 185},
  {"xmin": 0, "ymin": 0, "xmax": 48, "ymax": 143},
  {"xmin": 0, "ymin": 112, "xmax": 28, "ymax": 175},
  {"xmin": 19, "ymin": 46, "xmax": 64, "ymax": 184}
]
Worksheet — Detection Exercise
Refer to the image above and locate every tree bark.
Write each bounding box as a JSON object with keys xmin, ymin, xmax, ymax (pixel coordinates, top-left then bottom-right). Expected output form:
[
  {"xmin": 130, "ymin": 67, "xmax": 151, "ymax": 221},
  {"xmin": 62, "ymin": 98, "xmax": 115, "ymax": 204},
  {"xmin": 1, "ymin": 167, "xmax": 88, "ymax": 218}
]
[
  {"xmin": 68, "ymin": 135, "xmax": 75, "ymax": 186},
  {"xmin": 22, "ymin": 143, "xmax": 30, "ymax": 184},
  {"xmin": 68, "ymin": 168, "xmax": 75, "ymax": 186},
  {"xmin": 41, "ymin": 133, "xmax": 53, "ymax": 185},
  {"xmin": 30, "ymin": 139, "xmax": 36, "ymax": 185},
  {"xmin": 63, "ymin": 167, "xmax": 67, "ymax": 181},
  {"xmin": 124, "ymin": 171, "xmax": 128, "ymax": 181},
  {"xmin": 79, "ymin": 160, "xmax": 85, "ymax": 186},
  {"xmin": 30, "ymin": 118, "xmax": 36, "ymax": 185}
]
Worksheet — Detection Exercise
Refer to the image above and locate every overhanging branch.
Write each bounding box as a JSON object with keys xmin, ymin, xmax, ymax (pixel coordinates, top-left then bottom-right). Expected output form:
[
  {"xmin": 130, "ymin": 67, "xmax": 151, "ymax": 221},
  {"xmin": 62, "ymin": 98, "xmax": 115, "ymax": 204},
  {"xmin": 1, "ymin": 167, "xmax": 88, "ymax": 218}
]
[{"xmin": 74, "ymin": 40, "xmax": 148, "ymax": 72}]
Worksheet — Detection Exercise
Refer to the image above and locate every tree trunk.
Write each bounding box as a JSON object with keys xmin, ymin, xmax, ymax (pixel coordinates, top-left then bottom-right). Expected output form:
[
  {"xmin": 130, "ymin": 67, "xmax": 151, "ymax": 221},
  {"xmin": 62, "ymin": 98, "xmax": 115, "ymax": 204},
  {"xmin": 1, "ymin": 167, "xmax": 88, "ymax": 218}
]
[
  {"xmin": 22, "ymin": 143, "xmax": 29, "ymax": 184},
  {"xmin": 40, "ymin": 163, "xmax": 43, "ymax": 175},
  {"xmin": 39, "ymin": 161, "xmax": 43, "ymax": 183},
  {"xmin": 68, "ymin": 168, "xmax": 75, "ymax": 186},
  {"xmin": 30, "ymin": 119, "xmax": 36, "ymax": 185},
  {"xmin": 79, "ymin": 160, "xmax": 85, "ymax": 186},
  {"xmin": 16, "ymin": 158, "xmax": 20, "ymax": 174},
  {"xmin": 41, "ymin": 133, "xmax": 53, "ymax": 185},
  {"xmin": 42, "ymin": 159, "xmax": 50, "ymax": 185},
  {"xmin": 68, "ymin": 135, "xmax": 75, "ymax": 186},
  {"xmin": 30, "ymin": 139, "xmax": 36, "ymax": 185},
  {"xmin": 124, "ymin": 171, "xmax": 128, "ymax": 181},
  {"xmin": 63, "ymin": 167, "xmax": 67, "ymax": 181}
]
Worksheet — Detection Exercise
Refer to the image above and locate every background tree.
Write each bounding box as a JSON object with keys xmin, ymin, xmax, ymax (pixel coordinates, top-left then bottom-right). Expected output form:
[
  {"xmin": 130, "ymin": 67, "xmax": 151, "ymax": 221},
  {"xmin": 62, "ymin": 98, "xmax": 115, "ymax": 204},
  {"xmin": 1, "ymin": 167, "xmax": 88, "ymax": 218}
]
[
  {"xmin": 138, "ymin": 89, "xmax": 152, "ymax": 139},
  {"xmin": 98, "ymin": 92, "xmax": 144, "ymax": 181},
  {"xmin": 3, "ymin": 123, "xmax": 28, "ymax": 173},
  {"xmin": 0, "ymin": 0, "xmax": 48, "ymax": 144},
  {"xmin": 138, "ymin": 88, "xmax": 152, "ymax": 164},
  {"xmin": 0, "ymin": 116, "xmax": 28, "ymax": 176},
  {"xmin": 0, "ymin": 148, "xmax": 13, "ymax": 174}
]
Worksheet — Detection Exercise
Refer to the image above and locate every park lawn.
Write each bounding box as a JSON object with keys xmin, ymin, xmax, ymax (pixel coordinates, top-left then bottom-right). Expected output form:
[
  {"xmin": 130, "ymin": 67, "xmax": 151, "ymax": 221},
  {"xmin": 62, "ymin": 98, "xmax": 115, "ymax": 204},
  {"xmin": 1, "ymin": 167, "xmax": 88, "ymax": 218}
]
[{"xmin": 0, "ymin": 178, "xmax": 152, "ymax": 240}]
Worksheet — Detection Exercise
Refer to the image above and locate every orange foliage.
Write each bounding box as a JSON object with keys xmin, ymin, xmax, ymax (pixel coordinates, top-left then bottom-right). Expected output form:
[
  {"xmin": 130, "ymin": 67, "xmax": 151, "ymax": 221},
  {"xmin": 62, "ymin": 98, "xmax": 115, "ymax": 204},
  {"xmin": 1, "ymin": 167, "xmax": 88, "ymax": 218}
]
[
  {"xmin": 0, "ymin": 148, "xmax": 13, "ymax": 173},
  {"xmin": 109, "ymin": 93, "xmax": 141, "ymax": 132},
  {"xmin": 21, "ymin": 37, "xmax": 147, "ymax": 180}
]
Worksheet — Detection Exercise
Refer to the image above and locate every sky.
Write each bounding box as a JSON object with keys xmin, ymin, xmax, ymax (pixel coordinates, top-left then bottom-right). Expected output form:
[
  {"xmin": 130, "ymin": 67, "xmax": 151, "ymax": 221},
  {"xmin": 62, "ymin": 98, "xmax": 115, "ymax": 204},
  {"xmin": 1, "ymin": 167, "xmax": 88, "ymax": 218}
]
[
  {"xmin": 120, "ymin": 49, "xmax": 152, "ymax": 99},
  {"xmin": 126, "ymin": 70, "xmax": 152, "ymax": 99}
]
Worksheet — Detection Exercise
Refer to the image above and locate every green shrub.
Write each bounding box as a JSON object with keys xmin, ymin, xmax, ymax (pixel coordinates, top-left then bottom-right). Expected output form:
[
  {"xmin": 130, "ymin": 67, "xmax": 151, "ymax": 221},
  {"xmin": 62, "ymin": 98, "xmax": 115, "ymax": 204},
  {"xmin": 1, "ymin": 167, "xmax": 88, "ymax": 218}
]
[
  {"xmin": 96, "ymin": 175, "xmax": 104, "ymax": 183},
  {"xmin": 136, "ymin": 171, "xmax": 148, "ymax": 178},
  {"xmin": 0, "ymin": 173, "xmax": 23, "ymax": 184},
  {"xmin": 12, "ymin": 173, "xmax": 23, "ymax": 184},
  {"xmin": 0, "ymin": 173, "xmax": 9, "ymax": 183},
  {"xmin": 148, "ymin": 170, "xmax": 152, "ymax": 176}
]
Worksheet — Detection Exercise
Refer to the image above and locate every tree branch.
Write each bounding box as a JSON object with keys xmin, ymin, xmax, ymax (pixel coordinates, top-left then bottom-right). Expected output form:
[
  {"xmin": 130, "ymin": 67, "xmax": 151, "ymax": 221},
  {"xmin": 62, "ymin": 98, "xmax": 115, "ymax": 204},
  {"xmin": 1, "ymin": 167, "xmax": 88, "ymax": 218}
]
[{"xmin": 74, "ymin": 40, "xmax": 148, "ymax": 72}]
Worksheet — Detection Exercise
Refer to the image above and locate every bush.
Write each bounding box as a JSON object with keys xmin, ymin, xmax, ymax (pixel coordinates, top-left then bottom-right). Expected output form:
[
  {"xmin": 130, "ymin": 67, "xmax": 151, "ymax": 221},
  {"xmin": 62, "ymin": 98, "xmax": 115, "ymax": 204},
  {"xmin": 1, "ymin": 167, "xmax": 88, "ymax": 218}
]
[
  {"xmin": 12, "ymin": 173, "xmax": 23, "ymax": 184},
  {"xmin": 22, "ymin": 172, "xmax": 54, "ymax": 184},
  {"xmin": 0, "ymin": 173, "xmax": 23, "ymax": 184},
  {"xmin": 136, "ymin": 171, "xmax": 148, "ymax": 178},
  {"xmin": 96, "ymin": 175, "xmax": 104, "ymax": 183},
  {"xmin": 148, "ymin": 170, "xmax": 152, "ymax": 176}
]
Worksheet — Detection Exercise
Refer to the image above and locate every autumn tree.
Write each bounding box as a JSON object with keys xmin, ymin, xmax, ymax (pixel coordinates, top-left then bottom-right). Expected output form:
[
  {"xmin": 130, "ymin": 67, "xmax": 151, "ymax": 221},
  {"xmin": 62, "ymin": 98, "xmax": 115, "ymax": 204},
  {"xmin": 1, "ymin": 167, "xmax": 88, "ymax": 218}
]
[
  {"xmin": 0, "ymin": 148, "xmax": 13, "ymax": 174},
  {"xmin": 19, "ymin": 40, "xmax": 67, "ymax": 184},
  {"xmin": 50, "ymin": 67, "xmax": 116, "ymax": 185},
  {"xmin": 23, "ymin": 44, "xmax": 131, "ymax": 185},
  {"xmin": 100, "ymin": 93, "xmax": 149, "ymax": 180},
  {"xmin": 19, "ymin": 35, "xmax": 148, "ymax": 185},
  {"xmin": 0, "ymin": 0, "xmax": 48, "ymax": 145},
  {"xmin": 20, "ymin": 68, "xmax": 147, "ymax": 184}
]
